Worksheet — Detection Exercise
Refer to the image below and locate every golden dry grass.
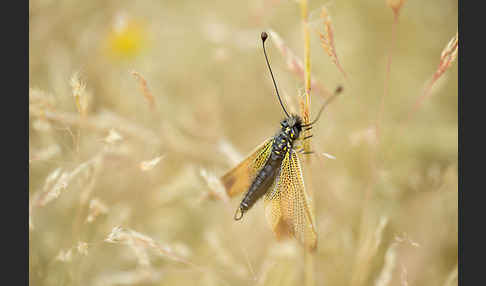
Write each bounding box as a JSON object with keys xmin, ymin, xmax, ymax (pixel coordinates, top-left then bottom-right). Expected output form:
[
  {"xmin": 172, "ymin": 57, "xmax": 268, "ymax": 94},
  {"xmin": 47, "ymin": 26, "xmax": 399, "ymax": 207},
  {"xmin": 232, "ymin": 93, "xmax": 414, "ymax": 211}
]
[{"xmin": 29, "ymin": 1, "xmax": 458, "ymax": 285}]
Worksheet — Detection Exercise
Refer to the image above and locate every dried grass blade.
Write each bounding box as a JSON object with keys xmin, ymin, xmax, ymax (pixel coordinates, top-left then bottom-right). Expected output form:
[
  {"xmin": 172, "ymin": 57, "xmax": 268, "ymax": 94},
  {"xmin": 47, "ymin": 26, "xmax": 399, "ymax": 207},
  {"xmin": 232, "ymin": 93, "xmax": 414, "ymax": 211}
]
[
  {"xmin": 410, "ymin": 31, "xmax": 458, "ymax": 117},
  {"xmin": 318, "ymin": 7, "xmax": 347, "ymax": 79},
  {"xmin": 131, "ymin": 71, "xmax": 155, "ymax": 111},
  {"xmin": 70, "ymin": 71, "xmax": 90, "ymax": 117},
  {"xmin": 105, "ymin": 226, "xmax": 194, "ymax": 266}
]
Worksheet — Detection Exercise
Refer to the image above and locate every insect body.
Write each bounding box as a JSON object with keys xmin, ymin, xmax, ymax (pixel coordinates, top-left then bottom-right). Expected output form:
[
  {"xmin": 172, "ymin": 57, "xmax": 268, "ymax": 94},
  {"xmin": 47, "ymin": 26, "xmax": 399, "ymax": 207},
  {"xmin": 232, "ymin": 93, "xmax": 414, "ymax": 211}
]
[
  {"xmin": 234, "ymin": 115, "xmax": 303, "ymax": 220},
  {"xmin": 220, "ymin": 32, "xmax": 341, "ymax": 252}
]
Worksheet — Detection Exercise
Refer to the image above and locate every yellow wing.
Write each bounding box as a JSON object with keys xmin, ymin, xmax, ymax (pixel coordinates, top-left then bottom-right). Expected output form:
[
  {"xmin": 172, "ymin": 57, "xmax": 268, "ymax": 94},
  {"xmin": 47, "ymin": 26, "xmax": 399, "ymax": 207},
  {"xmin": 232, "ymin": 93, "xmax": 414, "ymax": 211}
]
[
  {"xmin": 220, "ymin": 138, "xmax": 273, "ymax": 198},
  {"xmin": 264, "ymin": 175, "xmax": 292, "ymax": 241},
  {"xmin": 264, "ymin": 151, "xmax": 317, "ymax": 252}
]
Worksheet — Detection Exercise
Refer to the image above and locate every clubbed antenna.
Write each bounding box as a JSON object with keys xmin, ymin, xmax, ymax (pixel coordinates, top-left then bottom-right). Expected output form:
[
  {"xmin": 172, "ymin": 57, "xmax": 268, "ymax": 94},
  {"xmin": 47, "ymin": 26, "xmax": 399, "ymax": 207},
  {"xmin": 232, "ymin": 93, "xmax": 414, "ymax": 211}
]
[{"xmin": 261, "ymin": 31, "xmax": 290, "ymax": 118}]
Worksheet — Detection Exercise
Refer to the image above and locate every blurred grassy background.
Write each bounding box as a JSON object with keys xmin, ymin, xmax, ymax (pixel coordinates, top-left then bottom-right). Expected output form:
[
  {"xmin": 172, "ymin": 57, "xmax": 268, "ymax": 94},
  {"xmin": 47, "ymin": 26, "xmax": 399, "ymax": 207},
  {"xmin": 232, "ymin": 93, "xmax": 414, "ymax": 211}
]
[{"xmin": 29, "ymin": 0, "xmax": 457, "ymax": 285}]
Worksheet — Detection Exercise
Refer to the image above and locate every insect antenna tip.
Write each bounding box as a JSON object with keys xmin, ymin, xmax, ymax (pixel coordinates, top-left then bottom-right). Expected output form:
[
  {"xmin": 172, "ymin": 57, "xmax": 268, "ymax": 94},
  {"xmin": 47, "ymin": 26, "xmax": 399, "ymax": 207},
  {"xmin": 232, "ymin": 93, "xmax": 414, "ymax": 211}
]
[
  {"xmin": 335, "ymin": 85, "xmax": 343, "ymax": 94},
  {"xmin": 261, "ymin": 31, "xmax": 268, "ymax": 42}
]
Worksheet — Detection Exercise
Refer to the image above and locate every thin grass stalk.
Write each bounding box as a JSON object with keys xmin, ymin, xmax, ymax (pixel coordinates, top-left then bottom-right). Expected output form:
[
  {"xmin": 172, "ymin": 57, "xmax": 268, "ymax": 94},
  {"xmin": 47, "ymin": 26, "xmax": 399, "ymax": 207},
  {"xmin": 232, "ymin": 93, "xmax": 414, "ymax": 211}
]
[
  {"xmin": 269, "ymin": 29, "xmax": 333, "ymax": 100},
  {"xmin": 353, "ymin": 3, "xmax": 405, "ymax": 284},
  {"xmin": 299, "ymin": 1, "xmax": 316, "ymax": 286},
  {"xmin": 131, "ymin": 70, "xmax": 156, "ymax": 111},
  {"xmin": 377, "ymin": 12, "xmax": 399, "ymax": 141},
  {"xmin": 364, "ymin": 1, "xmax": 402, "ymax": 242},
  {"xmin": 383, "ymin": 30, "xmax": 457, "ymax": 165},
  {"xmin": 318, "ymin": 7, "xmax": 347, "ymax": 80},
  {"xmin": 409, "ymin": 31, "xmax": 458, "ymax": 120},
  {"xmin": 300, "ymin": 0, "xmax": 312, "ymax": 156}
]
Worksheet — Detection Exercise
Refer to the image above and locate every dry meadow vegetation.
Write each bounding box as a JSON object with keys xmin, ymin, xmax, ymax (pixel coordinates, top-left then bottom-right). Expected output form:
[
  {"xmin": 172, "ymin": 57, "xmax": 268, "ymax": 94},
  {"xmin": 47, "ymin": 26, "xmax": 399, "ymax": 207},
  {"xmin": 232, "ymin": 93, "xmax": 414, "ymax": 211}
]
[{"xmin": 29, "ymin": 0, "xmax": 458, "ymax": 285}]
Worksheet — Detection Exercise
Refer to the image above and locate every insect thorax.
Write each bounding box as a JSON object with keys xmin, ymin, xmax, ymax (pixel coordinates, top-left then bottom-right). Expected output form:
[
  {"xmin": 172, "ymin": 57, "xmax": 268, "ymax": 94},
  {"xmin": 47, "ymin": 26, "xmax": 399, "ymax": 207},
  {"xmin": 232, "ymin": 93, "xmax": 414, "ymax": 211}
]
[{"xmin": 271, "ymin": 114, "xmax": 303, "ymax": 158}]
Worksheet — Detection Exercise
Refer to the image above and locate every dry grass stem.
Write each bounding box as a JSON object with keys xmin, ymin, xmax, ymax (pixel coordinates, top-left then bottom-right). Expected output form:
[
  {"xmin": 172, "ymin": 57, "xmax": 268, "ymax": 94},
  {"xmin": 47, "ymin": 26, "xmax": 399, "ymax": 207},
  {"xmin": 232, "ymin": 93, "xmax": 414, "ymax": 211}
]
[
  {"xmin": 320, "ymin": 152, "xmax": 336, "ymax": 160},
  {"xmin": 78, "ymin": 154, "xmax": 104, "ymax": 206},
  {"xmin": 204, "ymin": 231, "xmax": 248, "ymax": 278},
  {"xmin": 29, "ymin": 88, "xmax": 55, "ymax": 116},
  {"xmin": 43, "ymin": 109, "xmax": 161, "ymax": 147},
  {"xmin": 400, "ymin": 265, "xmax": 408, "ymax": 286},
  {"xmin": 394, "ymin": 233, "xmax": 420, "ymax": 248},
  {"xmin": 386, "ymin": 0, "xmax": 407, "ymax": 18},
  {"xmin": 268, "ymin": 29, "xmax": 333, "ymax": 100},
  {"xmin": 298, "ymin": 2, "xmax": 318, "ymax": 286},
  {"xmin": 351, "ymin": 216, "xmax": 388, "ymax": 286},
  {"xmin": 30, "ymin": 153, "xmax": 104, "ymax": 231},
  {"xmin": 139, "ymin": 155, "xmax": 164, "ymax": 171},
  {"xmin": 374, "ymin": 242, "xmax": 398, "ymax": 286},
  {"xmin": 218, "ymin": 139, "xmax": 244, "ymax": 166},
  {"xmin": 317, "ymin": 7, "xmax": 347, "ymax": 79},
  {"xmin": 30, "ymin": 144, "xmax": 61, "ymax": 163},
  {"xmin": 105, "ymin": 226, "xmax": 193, "ymax": 266},
  {"xmin": 377, "ymin": 0, "xmax": 406, "ymax": 139},
  {"xmin": 55, "ymin": 249, "xmax": 73, "ymax": 262},
  {"xmin": 300, "ymin": 0, "xmax": 312, "ymax": 157},
  {"xmin": 131, "ymin": 70, "xmax": 155, "ymax": 110},
  {"xmin": 34, "ymin": 167, "xmax": 68, "ymax": 207},
  {"xmin": 199, "ymin": 168, "xmax": 230, "ymax": 203},
  {"xmin": 103, "ymin": 128, "xmax": 124, "ymax": 144},
  {"xmin": 70, "ymin": 71, "xmax": 90, "ymax": 117},
  {"xmin": 86, "ymin": 198, "xmax": 109, "ymax": 223},
  {"xmin": 77, "ymin": 241, "xmax": 89, "ymax": 256},
  {"xmin": 55, "ymin": 241, "xmax": 89, "ymax": 262},
  {"xmin": 410, "ymin": 31, "xmax": 458, "ymax": 117}
]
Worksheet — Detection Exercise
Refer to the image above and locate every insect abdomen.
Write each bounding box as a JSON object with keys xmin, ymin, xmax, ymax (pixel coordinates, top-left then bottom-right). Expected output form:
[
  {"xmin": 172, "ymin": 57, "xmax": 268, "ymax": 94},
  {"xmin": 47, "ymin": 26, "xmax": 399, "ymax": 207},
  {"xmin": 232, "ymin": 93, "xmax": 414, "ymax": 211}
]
[
  {"xmin": 236, "ymin": 154, "xmax": 282, "ymax": 217},
  {"xmin": 233, "ymin": 128, "xmax": 295, "ymax": 221}
]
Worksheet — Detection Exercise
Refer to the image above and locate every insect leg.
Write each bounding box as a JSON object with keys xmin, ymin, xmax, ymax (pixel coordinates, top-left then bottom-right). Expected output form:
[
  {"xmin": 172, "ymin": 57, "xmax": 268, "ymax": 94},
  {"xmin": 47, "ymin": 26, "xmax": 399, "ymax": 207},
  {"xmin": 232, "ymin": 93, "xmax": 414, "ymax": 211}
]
[
  {"xmin": 295, "ymin": 146, "xmax": 314, "ymax": 155},
  {"xmin": 293, "ymin": 145, "xmax": 304, "ymax": 152},
  {"xmin": 303, "ymin": 135, "xmax": 313, "ymax": 140}
]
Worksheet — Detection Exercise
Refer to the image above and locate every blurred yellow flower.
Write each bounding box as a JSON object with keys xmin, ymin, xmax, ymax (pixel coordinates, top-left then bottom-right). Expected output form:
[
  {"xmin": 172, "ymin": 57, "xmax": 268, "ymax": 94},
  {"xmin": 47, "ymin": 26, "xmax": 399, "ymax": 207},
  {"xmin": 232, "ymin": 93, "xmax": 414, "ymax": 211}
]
[{"xmin": 104, "ymin": 13, "xmax": 149, "ymax": 60}]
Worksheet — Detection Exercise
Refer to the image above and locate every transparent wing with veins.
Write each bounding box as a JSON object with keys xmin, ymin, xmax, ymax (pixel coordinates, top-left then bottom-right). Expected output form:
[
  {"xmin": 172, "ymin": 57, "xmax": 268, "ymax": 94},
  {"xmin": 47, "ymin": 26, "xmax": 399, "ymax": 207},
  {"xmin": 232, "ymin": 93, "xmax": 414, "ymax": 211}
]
[{"xmin": 264, "ymin": 150, "xmax": 317, "ymax": 251}]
